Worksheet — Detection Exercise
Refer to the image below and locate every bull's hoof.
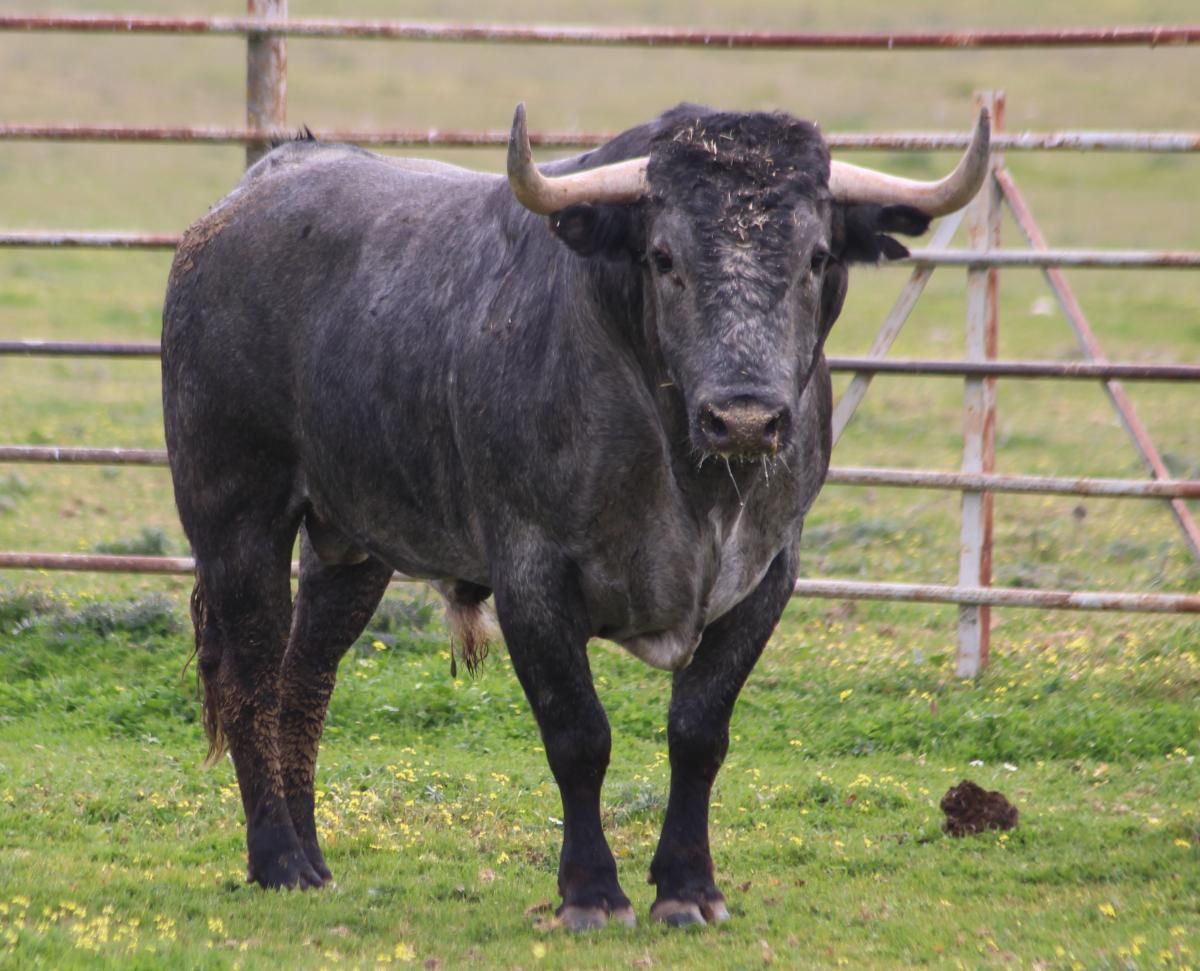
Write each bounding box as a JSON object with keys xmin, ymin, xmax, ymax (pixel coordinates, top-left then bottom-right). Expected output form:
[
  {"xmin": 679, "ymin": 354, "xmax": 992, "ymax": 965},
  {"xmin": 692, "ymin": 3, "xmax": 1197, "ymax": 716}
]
[
  {"xmin": 299, "ymin": 839, "xmax": 334, "ymax": 886},
  {"xmin": 247, "ymin": 848, "xmax": 325, "ymax": 890},
  {"xmin": 650, "ymin": 899, "xmax": 706, "ymax": 927},
  {"xmin": 557, "ymin": 904, "xmax": 637, "ymax": 932},
  {"xmin": 650, "ymin": 896, "xmax": 730, "ymax": 927}
]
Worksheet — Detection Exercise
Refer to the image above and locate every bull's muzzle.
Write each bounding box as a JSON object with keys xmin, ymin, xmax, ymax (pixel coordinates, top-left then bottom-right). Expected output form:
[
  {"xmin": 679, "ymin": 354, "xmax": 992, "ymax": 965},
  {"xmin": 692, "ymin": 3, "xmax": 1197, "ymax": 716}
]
[{"xmin": 697, "ymin": 395, "xmax": 792, "ymax": 459}]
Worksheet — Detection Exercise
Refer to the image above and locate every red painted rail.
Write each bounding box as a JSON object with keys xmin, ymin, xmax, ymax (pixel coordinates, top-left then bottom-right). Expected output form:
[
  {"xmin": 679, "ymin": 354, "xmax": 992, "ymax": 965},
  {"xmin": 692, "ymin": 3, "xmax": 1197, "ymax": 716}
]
[
  {"xmin": 1, "ymin": 123, "xmax": 1197, "ymax": 153},
  {"xmin": 2, "ymin": 16, "xmax": 1198, "ymax": 49}
]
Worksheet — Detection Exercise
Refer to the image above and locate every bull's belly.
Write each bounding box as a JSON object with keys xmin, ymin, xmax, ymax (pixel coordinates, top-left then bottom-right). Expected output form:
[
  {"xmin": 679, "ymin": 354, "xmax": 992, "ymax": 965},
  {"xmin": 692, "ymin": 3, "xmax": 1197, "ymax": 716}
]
[
  {"xmin": 617, "ymin": 628, "xmax": 704, "ymax": 672},
  {"xmin": 308, "ymin": 502, "xmax": 490, "ymax": 588}
]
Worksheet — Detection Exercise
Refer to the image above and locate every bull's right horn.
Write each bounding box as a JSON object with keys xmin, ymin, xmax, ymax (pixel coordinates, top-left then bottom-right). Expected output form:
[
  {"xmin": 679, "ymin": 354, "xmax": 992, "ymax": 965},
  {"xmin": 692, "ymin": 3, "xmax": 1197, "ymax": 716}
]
[
  {"xmin": 507, "ymin": 103, "xmax": 649, "ymax": 215},
  {"xmin": 828, "ymin": 108, "xmax": 992, "ymax": 216}
]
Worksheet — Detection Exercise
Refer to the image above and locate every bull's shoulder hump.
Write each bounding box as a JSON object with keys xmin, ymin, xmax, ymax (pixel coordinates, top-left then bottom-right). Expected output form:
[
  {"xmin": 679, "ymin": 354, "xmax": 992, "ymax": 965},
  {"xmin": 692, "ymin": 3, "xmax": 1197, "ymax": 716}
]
[{"xmin": 250, "ymin": 142, "xmax": 488, "ymax": 186}]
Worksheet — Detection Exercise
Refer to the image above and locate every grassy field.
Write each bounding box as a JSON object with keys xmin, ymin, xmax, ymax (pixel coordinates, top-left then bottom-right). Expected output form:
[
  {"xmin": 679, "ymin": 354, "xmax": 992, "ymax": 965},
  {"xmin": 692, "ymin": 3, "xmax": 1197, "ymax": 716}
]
[
  {"xmin": 1, "ymin": 0, "xmax": 1198, "ymax": 967},
  {"xmin": 1, "ymin": 590, "xmax": 1197, "ymax": 969}
]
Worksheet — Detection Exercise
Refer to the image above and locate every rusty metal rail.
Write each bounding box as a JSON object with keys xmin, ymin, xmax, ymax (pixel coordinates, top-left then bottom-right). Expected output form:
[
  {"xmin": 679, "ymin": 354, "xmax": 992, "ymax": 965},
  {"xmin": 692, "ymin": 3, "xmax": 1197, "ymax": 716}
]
[
  {"xmin": 0, "ymin": 552, "xmax": 197, "ymax": 575},
  {"xmin": 5, "ymin": 446, "xmax": 1199, "ymax": 502},
  {"xmin": 790, "ymin": 579, "xmax": 1200, "ymax": 614},
  {"xmin": 2, "ymin": 340, "xmax": 1197, "ymax": 382},
  {"xmin": 824, "ymin": 467, "xmax": 1200, "ymax": 499},
  {"xmin": 829, "ymin": 358, "xmax": 1200, "ymax": 380},
  {"xmin": 0, "ymin": 232, "xmax": 179, "ymax": 249},
  {"xmin": 2, "ymin": 123, "xmax": 1198, "ymax": 153},
  {"xmin": 0, "ymin": 446, "xmax": 167, "ymax": 465},
  {"xmin": 0, "ymin": 340, "xmax": 160, "ymax": 357},
  {"xmin": 4, "ymin": 232, "xmax": 1199, "ymax": 270},
  {"xmin": 906, "ymin": 249, "xmax": 1200, "ymax": 269},
  {"xmin": 1, "ymin": 550, "xmax": 1195, "ymax": 614},
  {"xmin": 2, "ymin": 16, "xmax": 1198, "ymax": 48},
  {"xmin": 3, "ymin": 341, "xmax": 1198, "ymax": 382}
]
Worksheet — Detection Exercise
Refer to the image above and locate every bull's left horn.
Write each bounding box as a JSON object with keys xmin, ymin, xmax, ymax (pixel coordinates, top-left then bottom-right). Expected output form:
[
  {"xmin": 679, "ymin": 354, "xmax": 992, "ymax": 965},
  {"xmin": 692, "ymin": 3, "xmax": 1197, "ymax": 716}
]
[
  {"xmin": 507, "ymin": 103, "xmax": 649, "ymax": 215},
  {"xmin": 828, "ymin": 108, "xmax": 991, "ymax": 216}
]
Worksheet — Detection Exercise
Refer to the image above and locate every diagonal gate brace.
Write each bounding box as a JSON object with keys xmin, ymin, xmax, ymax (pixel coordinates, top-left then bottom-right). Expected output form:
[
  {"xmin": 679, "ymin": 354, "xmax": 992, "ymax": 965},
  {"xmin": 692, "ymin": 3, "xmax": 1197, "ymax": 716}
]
[{"xmin": 996, "ymin": 167, "xmax": 1200, "ymax": 563}]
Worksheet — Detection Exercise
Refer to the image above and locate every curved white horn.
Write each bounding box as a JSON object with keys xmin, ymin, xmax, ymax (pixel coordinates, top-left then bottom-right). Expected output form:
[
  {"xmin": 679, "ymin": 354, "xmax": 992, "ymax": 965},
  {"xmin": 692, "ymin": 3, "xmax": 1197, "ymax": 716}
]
[
  {"xmin": 507, "ymin": 103, "xmax": 649, "ymax": 215},
  {"xmin": 828, "ymin": 108, "xmax": 992, "ymax": 216}
]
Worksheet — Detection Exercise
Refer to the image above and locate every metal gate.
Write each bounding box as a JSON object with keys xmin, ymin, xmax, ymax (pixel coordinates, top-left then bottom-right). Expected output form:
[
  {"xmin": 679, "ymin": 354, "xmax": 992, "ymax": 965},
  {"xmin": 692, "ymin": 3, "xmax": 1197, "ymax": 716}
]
[{"xmin": 2, "ymin": 7, "xmax": 1198, "ymax": 674}]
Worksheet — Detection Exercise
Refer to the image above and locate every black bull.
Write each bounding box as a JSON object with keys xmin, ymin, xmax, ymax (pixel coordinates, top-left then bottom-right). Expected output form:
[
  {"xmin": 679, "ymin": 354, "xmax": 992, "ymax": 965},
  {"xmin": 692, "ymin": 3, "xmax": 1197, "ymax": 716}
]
[{"xmin": 162, "ymin": 103, "xmax": 986, "ymax": 929}]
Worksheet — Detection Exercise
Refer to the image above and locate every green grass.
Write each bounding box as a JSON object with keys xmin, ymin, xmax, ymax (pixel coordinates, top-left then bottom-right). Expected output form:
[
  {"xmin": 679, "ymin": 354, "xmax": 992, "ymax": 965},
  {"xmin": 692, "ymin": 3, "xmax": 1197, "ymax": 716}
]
[
  {"xmin": 1, "ymin": 0, "xmax": 1200, "ymax": 967},
  {"xmin": 0, "ymin": 589, "xmax": 1197, "ymax": 969}
]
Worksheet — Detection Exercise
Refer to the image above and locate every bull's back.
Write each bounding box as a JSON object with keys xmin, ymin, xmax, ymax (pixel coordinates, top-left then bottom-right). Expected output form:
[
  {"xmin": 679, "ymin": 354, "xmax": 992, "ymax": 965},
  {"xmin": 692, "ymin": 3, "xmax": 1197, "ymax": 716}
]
[
  {"xmin": 162, "ymin": 142, "xmax": 504, "ymax": 572},
  {"xmin": 166, "ymin": 144, "xmax": 484, "ymax": 427}
]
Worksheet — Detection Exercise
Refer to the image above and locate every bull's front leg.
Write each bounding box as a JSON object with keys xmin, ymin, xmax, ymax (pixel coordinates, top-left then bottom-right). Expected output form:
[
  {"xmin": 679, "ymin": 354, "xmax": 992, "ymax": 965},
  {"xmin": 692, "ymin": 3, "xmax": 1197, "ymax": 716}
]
[
  {"xmin": 493, "ymin": 556, "xmax": 634, "ymax": 931},
  {"xmin": 649, "ymin": 546, "xmax": 799, "ymax": 926}
]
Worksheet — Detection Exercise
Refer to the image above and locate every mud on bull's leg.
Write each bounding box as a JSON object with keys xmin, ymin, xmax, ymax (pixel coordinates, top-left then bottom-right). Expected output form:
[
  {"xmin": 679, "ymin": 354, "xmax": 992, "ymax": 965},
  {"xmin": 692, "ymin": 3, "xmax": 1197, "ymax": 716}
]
[
  {"xmin": 194, "ymin": 555, "xmax": 325, "ymax": 891},
  {"xmin": 649, "ymin": 547, "xmax": 798, "ymax": 926},
  {"xmin": 277, "ymin": 537, "xmax": 394, "ymax": 883}
]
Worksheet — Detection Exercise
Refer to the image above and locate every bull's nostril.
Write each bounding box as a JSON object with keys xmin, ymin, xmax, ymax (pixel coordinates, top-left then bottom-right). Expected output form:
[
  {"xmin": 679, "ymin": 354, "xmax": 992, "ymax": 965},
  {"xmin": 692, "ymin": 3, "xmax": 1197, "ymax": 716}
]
[{"xmin": 701, "ymin": 407, "xmax": 729, "ymax": 443}]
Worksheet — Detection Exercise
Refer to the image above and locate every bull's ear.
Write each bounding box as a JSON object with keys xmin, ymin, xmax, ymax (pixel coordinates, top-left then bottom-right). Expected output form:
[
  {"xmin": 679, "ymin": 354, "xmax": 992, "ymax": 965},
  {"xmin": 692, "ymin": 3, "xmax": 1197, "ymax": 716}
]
[
  {"xmin": 818, "ymin": 262, "xmax": 850, "ymax": 338},
  {"xmin": 838, "ymin": 203, "xmax": 931, "ymax": 264},
  {"xmin": 549, "ymin": 203, "xmax": 639, "ymax": 261}
]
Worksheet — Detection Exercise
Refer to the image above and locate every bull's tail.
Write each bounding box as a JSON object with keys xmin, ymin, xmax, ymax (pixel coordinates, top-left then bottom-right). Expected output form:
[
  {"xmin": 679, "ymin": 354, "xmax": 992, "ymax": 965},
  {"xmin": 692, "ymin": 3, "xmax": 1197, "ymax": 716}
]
[
  {"xmin": 188, "ymin": 576, "xmax": 230, "ymax": 766},
  {"xmin": 445, "ymin": 597, "xmax": 499, "ymax": 678}
]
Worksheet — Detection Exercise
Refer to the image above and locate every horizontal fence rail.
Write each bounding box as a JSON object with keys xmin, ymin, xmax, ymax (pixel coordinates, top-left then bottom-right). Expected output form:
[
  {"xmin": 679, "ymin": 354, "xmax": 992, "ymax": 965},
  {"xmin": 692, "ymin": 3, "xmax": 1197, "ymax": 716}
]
[
  {"xmin": 0, "ymin": 446, "xmax": 167, "ymax": 465},
  {"xmin": 791, "ymin": 579, "xmax": 1200, "ymax": 613},
  {"xmin": 830, "ymin": 358, "xmax": 1200, "ymax": 380},
  {"xmin": 3, "ymin": 232, "xmax": 1198, "ymax": 270},
  {"xmin": 824, "ymin": 467, "xmax": 1200, "ymax": 499},
  {"xmin": 2, "ymin": 124, "xmax": 1198, "ymax": 153},
  {"xmin": 0, "ymin": 340, "xmax": 161, "ymax": 356},
  {"xmin": 3, "ymin": 16, "xmax": 1199, "ymax": 49},
  {"xmin": 3, "ymin": 341, "xmax": 1198, "ymax": 382},
  {"xmin": 0, "ymin": 232, "xmax": 179, "ymax": 249},
  {"xmin": 1, "ymin": 550, "xmax": 1195, "ymax": 614},
  {"xmin": 0, "ymin": 552, "xmax": 198, "ymax": 575},
  {"xmin": 4, "ymin": 447, "xmax": 1198, "ymax": 501},
  {"xmin": 906, "ymin": 249, "xmax": 1200, "ymax": 269}
]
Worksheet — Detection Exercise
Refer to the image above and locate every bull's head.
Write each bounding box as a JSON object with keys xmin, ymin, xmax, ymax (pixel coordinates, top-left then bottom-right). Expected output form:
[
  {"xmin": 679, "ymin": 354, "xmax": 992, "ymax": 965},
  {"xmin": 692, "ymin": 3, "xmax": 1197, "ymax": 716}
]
[{"xmin": 507, "ymin": 104, "xmax": 989, "ymax": 462}]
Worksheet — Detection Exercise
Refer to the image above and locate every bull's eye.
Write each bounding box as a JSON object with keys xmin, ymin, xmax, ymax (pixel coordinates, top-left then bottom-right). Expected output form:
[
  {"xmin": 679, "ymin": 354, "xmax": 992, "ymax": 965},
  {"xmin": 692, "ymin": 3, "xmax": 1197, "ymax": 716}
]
[
  {"xmin": 809, "ymin": 246, "xmax": 831, "ymax": 276},
  {"xmin": 650, "ymin": 245, "xmax": 674, "ymax": 275}
]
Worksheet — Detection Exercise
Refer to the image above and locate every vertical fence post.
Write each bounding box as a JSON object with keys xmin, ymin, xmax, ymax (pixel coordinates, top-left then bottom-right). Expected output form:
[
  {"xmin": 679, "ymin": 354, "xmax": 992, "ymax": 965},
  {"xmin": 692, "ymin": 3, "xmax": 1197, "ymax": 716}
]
[
  {"xmin": 956, "ymin": 90, "xmax": 1004, "ymax": 678},
  {"xmin": 245, "ymin": 0, "xmax": 287, "ymax": 169}
]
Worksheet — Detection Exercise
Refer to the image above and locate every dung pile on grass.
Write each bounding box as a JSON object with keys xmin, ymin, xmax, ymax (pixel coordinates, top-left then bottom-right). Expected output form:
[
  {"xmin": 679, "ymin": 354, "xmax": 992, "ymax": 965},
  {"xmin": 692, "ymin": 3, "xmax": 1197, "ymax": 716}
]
[{"xmin": 940, "ymin": 779, "xmax": 1019, "ymax": 837}]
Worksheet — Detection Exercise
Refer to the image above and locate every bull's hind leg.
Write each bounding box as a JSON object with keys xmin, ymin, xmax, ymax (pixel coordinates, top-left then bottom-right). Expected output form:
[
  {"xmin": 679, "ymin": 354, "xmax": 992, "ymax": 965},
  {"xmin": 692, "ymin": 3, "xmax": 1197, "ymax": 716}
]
[
  {"xmin": 649, "ymin": 547, "xmax": 798, "ymax": 926},
  {"xmin": 277, "ymin": 526, "xmax": 395, "ymax": 884},
  {"xmin": 190, "ymin": 511, "xmax": 321, "ymax": 889}
]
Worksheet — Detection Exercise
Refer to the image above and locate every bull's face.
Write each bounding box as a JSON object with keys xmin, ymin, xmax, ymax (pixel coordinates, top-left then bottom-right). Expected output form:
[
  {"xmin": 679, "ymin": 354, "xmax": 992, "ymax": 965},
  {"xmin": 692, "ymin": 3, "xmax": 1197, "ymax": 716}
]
[
  {"xmin": 507, "ymin": 104, "xmax": 989, "ymax": 461},
  {"xmin": 640, "ymin": 198, "xmax": 834, "ymax": 460},
  {"xmin": 636, "ymin": 116, "xmax": 845, "ymax": 460}
]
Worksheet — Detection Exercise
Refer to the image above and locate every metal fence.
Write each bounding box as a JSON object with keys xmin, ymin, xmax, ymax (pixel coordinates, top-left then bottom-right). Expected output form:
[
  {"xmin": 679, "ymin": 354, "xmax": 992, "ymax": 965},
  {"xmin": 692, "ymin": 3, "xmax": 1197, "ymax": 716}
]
[{"xmin": 2, "ymin": 6, "xmax": 1198, "ymax": 675}]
